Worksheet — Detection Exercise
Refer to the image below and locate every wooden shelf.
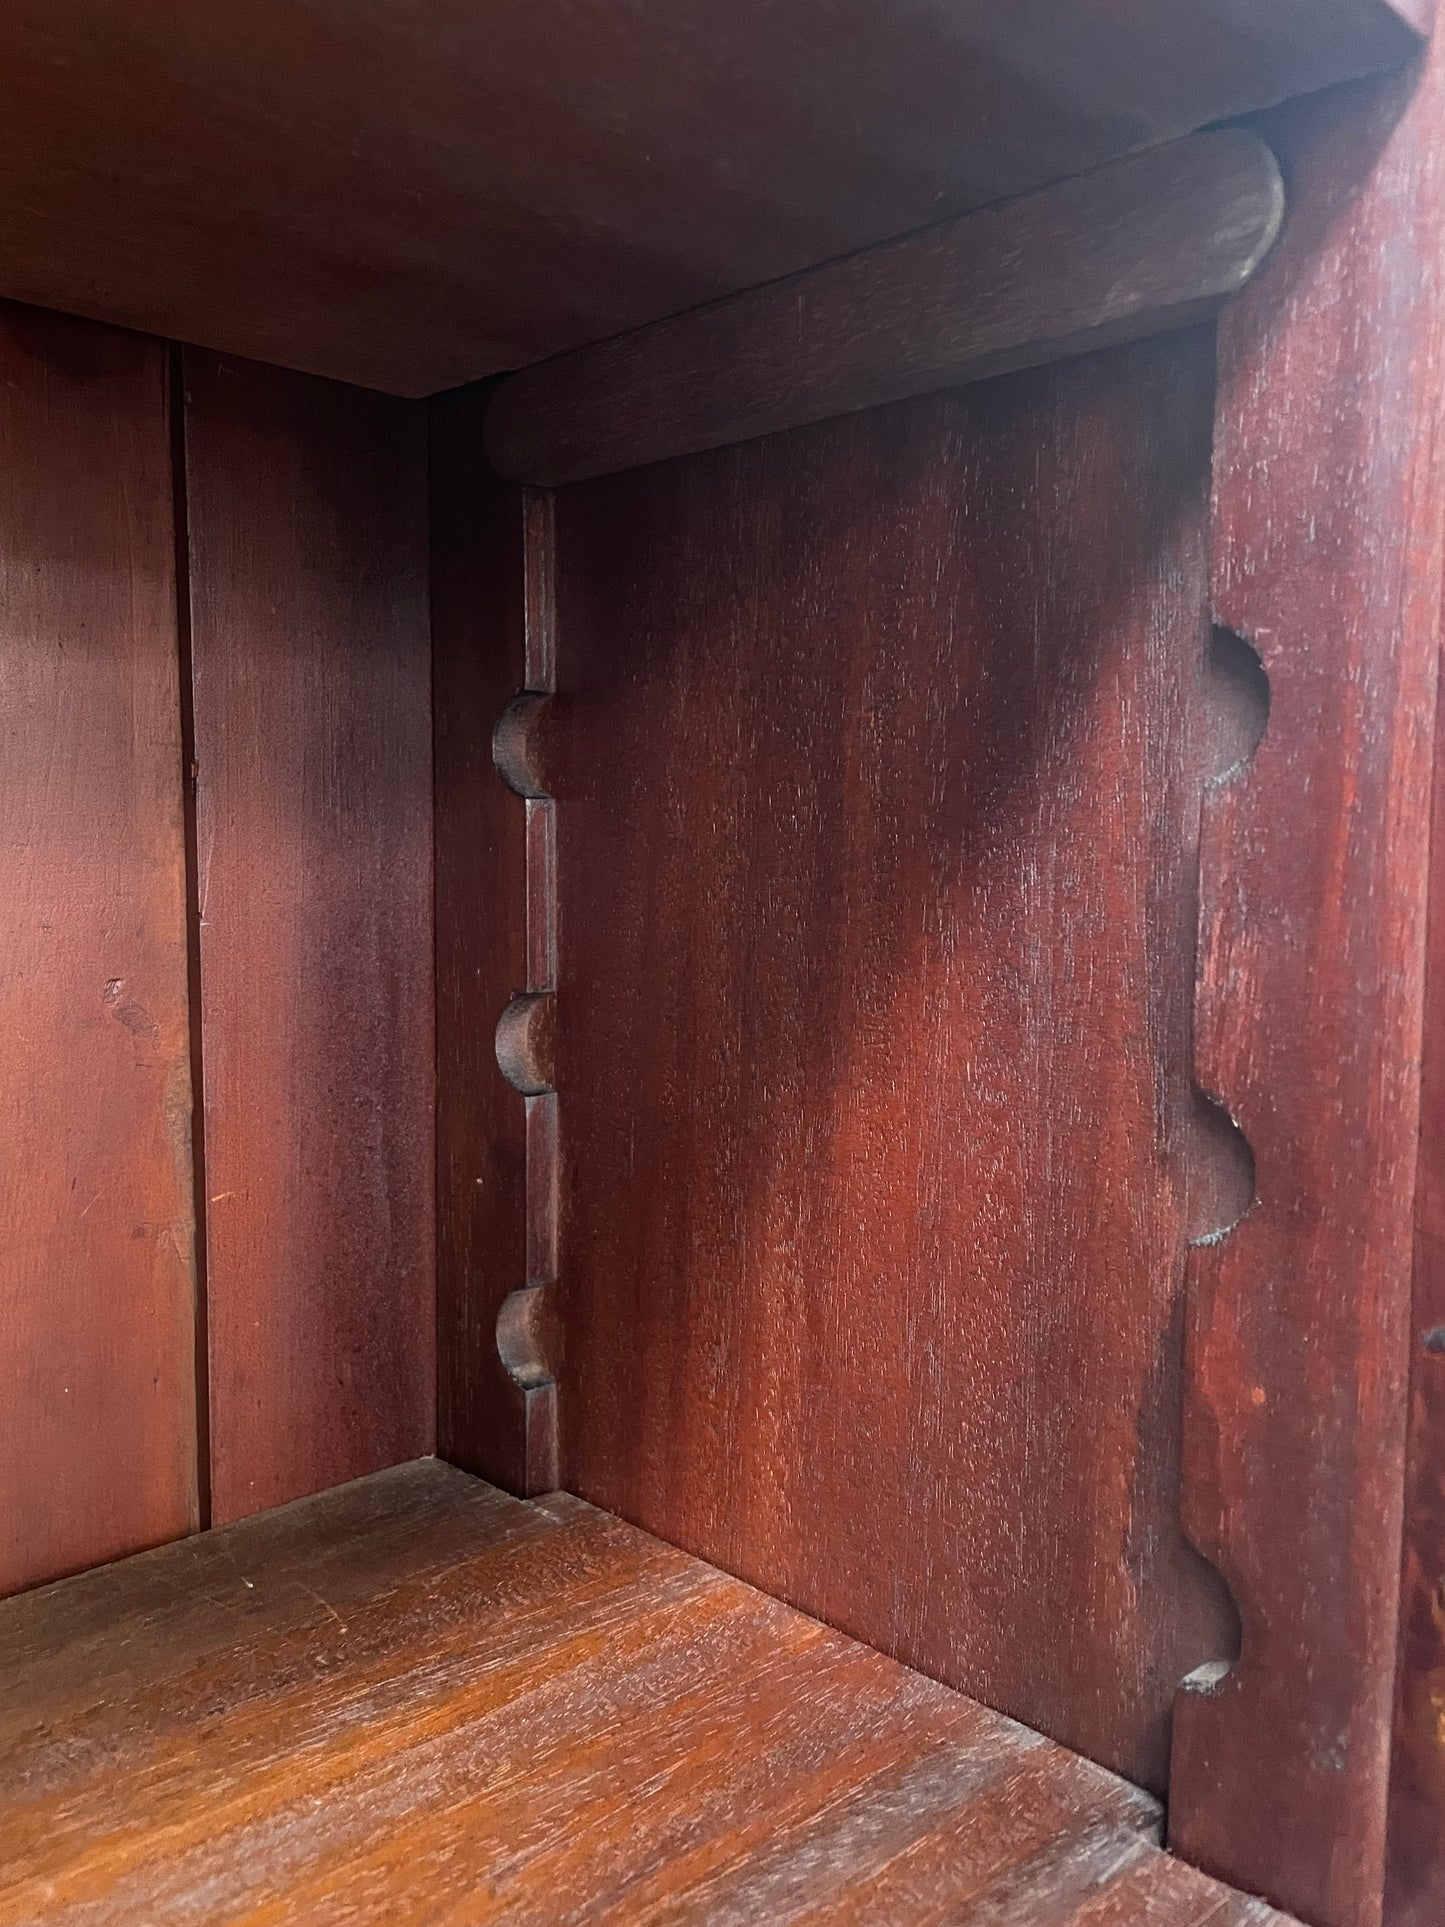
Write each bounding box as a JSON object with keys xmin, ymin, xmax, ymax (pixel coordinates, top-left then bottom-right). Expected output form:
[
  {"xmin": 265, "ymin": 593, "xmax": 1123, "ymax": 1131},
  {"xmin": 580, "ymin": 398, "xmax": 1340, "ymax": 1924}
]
[
  {"xmin": 1, "ymin": 1460, "xmax": 1291, "ymax": 1924},
  {"xmin": 0, "ymin": 2, "xmax": 1423, "ymax": 394},
  {"xmin": 485, "ymin": 128, "xmax": 1284, "ymax": 486}
]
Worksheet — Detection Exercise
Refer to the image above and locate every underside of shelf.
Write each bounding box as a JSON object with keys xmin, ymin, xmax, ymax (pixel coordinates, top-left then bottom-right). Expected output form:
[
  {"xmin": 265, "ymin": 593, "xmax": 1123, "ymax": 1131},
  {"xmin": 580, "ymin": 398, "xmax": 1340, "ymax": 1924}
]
[
  {"xmin": 0, "ymin": 1459, "xmax": 1291, "ymax": 1924},
  {"xmin": 0, "ymin": 0, "xmax": 1423, "ymax": 394}
]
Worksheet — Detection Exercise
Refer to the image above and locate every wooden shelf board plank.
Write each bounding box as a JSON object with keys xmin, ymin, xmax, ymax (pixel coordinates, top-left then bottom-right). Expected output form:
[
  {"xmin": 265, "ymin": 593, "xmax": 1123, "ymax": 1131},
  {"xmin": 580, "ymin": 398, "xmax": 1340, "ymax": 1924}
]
[
  {"xmin": 0, "ymin": 1460, "xmax": 1295, "ymax": 1924},
  {"xmin": 0, "ymin": 1, "xmax": 1421, "ymax": 395},
  {"xmin": 486, "ymin": 127, "xmax": 1284, "ymax": 486}
]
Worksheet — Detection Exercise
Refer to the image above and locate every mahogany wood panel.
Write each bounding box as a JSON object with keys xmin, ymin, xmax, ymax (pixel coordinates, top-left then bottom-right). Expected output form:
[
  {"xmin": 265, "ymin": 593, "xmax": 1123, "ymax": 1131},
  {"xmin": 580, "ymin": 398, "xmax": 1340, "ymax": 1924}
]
[
  {"xmin": 1380, "ymin": 59, "xmax": 1445, "ymax": 1927},
  {"xmin": 184, "ymin": 352, "xmax": 435, "ymax": 1524},
  {"xmin": 549, "ymin": 332, "xmax": 1237, "ymax": 1796},
  {"xmin": 0, "ymin": 1459, "xmax": 1294, "ymax": 1925},
  {"xmin": 432, "ymin": 388, "xmax": 558, "ymax": 1494},
  {"xmin": 0, "ymin": 1, "xmax": 1420, "ymax": 396},
  {"xmin": 1166, "ymin": 57, "xmax": 1445, "ymax": 1927},
  {"xmin": 0, "ymin": 301, "xmax": 198, "ymax": 1596},
  {"xmin": 1387, "ymin": 627, "xmax": 1445, "ymax": 1927},
  {"xmin": 487, "ymin": 130, "xmax": 1284, "ymax": 487}
]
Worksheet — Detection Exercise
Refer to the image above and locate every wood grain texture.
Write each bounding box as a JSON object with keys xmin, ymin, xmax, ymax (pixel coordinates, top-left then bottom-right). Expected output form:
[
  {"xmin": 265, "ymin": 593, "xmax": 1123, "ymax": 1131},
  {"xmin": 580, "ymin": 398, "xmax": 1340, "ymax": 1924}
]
[
  {"xmin": 1387, "ymin": 624, "xmax": 1445, "ymax": 1927},
  {"xmin": 486, "ymin": 129, "xmax": 1284, "ymax": 487},
  {"xmin": 0, "ymin": 300, "xmax": 198, "ymax": 1597},
  {"xmin": 548, "ymin": 332, "xmax": 1237, "ymax": 1795},
  {"xmin": 432, "ymin": 391, "xmax": 558, "ymax": 1494},
  {"xmin": 0, "ymin": 1459, "xmax": 1297, "ymax": 1925},
  {"xmin": 185, "ymin": 351, "xmax": 435, "ymax": 1525},
  {"xmin": 1169, "ymin": 59, "xmax": 1445, "ymax": 1927},
  {"xmin": 0, "ymin": 1, "xmax": 1419, "ymax": 396}
]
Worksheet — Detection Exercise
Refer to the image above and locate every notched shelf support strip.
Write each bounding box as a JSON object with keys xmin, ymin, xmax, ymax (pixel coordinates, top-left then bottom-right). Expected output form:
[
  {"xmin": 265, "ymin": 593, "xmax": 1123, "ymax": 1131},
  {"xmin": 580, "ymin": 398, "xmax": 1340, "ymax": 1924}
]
[
  {"xmin": 485, "ymin": 127, "xmax": 1284, "ymax": 488},
  {"xmin": 1169, "ymin": 58, "xmax": 1445, "ymax": 1927},
  {"xmin": 491, "ymin": 489, "xmax": 560, "ymax": 1495}
]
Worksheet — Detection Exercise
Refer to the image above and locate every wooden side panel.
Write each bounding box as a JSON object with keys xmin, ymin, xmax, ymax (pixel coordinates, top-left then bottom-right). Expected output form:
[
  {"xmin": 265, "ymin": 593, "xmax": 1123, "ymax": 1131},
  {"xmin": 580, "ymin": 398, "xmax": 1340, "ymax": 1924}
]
[
  {"xmin": 1168, "ymin": 57, "xmax": 1445, "ymax": 1927},
  {"xmin": 0, "ymin": 301, "xmax": 197, "ymax": 1594},
  {"xmin": 550, "ymin": 333, "xmax": 1236, "ymax": 1793},
  {"xmin": 1389, "ymin": 625, "xmax": 1445, "ymax": 1927},
  {"xmin": 431, "ymin": 387, "xmax": 556, "ymax": 1492},
  {"xmin": 185, "ymin": 352, "xmax": 435, "ymax": 1524}
]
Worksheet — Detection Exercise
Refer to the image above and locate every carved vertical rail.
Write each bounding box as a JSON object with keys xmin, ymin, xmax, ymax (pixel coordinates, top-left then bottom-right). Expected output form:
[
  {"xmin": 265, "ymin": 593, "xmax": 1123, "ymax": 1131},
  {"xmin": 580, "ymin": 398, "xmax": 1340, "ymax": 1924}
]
[
  {"xmin": 493, "ymin": 491, "xmax": 560, "ymax": 1494},
  {"xmin": 1390, "ymin": 639, "xmax": 1445, "ymax": 1927},
  {"xmin": 1171, "ymin": 60, "xmax": 1445, "ymax": 1927},
  {"xmin": 432, "ymin": 389, "xmax": 558, "ymax": 1496}
]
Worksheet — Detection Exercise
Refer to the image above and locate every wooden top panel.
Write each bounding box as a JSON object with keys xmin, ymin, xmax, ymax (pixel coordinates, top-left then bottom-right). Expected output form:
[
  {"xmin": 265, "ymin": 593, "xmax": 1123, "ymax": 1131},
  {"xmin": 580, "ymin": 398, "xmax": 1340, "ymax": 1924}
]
[
  {"xmin": 0, "ymin": 1460, "xmax": 1292, "ymax": 1924},
  {"xmin": 0, "ymin": 0, "xmax": 1421, "ymax": 396}
]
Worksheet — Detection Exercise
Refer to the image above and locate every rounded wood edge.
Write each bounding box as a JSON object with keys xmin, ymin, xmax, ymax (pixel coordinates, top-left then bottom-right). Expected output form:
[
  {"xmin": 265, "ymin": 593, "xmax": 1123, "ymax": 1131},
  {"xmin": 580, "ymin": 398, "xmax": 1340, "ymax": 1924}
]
[
  {"xmin": 484, "ymin": 128, "xmax": 1285, "ymax": 489},
  {"xmin": 495, "ymin": 992, "xmax": 555, "ymax": 1095}
]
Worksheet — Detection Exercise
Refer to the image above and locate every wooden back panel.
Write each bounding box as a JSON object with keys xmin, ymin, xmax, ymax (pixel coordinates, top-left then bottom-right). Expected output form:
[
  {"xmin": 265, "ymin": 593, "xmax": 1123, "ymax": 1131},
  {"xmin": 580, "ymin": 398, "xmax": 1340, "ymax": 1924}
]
[
  {"xmin": 0, "ymin": 320, "xmax": 441, "ymax": 1585},
  {"xmin": 184, "ymin": 353, "xmax": 436, "ymax": 1524},
  {"xmin": 547, "ymin": 331, "xmax": 1234, "ymax": 1792},
  {"xmin": 0, "ymin": 303, "xmax": 198, "ymax": 1593}
]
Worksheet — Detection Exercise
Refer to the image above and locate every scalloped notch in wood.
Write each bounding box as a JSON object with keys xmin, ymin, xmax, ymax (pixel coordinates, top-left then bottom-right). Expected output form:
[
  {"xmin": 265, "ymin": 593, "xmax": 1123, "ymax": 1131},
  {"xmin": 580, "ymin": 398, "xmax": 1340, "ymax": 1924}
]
[
  {"xmin": 1186, "ymin": 1090, "xmax": 1258, "ymax": 1249},
  {"xmin": 496, "ymin": 992, "xmax": 556, "ymax": 1097},
  {"xmin": 496, "ymin": 1283, "xmax": 559, "ymax": 1392},
  {"xmin": 493, "ymin": 691, "xmax": 554, "ymax": 800},
  {"xmin": 1205, "ymin": 626, "xmax": 1270, "ymax": 787}
]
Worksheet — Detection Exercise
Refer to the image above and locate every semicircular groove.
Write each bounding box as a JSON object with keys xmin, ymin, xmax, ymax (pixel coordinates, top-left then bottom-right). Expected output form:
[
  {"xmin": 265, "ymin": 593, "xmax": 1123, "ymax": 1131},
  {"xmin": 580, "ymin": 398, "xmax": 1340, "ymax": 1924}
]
[
  {"xmin": 1205, "ymin": 625, "xmax": 1269, "ymax": 787},
  {"xmin": 493, "ymin": 690, "xmax": 554, "ymax": 798},
  {"xmin": 496, "ymin": 1283, "xmax": 558, "ymax": 1390},
  {"xmin": 496, "ymin": 991, "xmax": 555, "ymax": 1095},
  {"xmin": 1186, "ymin": 1088, "xmax": 1257, "ymax": 1248}
]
